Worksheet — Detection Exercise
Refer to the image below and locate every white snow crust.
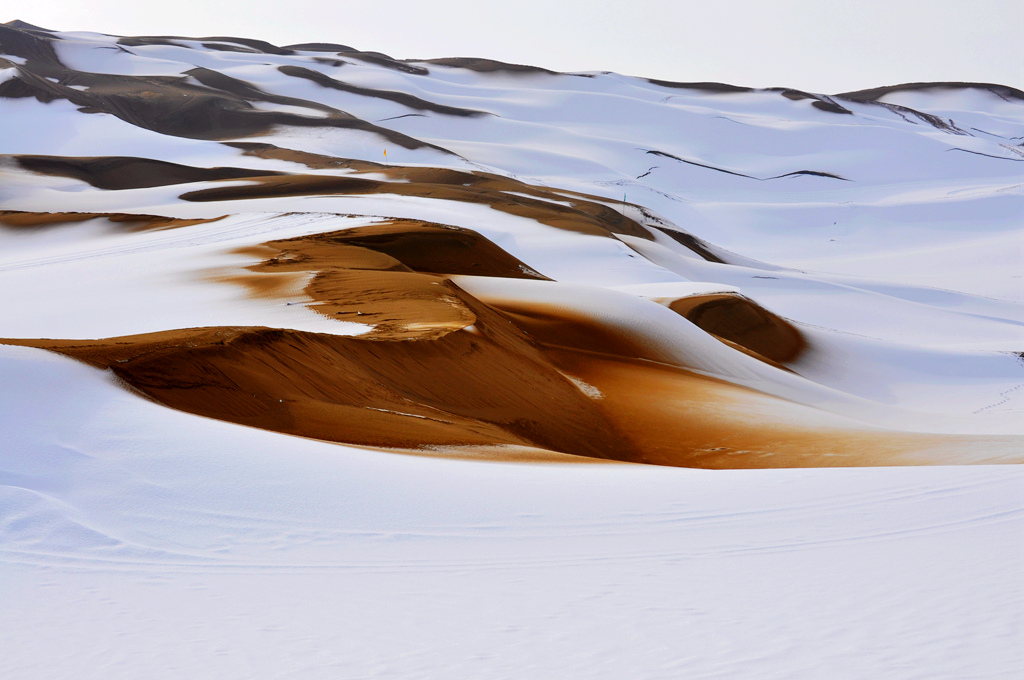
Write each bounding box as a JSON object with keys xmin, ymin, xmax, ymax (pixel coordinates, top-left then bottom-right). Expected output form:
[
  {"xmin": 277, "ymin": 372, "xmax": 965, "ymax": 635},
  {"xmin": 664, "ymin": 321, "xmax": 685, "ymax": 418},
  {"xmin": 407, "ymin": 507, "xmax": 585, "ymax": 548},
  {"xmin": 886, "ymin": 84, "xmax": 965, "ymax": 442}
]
[{"xmin": 1, "ymin": 28, "xmax": 1022, "ymax": 679}]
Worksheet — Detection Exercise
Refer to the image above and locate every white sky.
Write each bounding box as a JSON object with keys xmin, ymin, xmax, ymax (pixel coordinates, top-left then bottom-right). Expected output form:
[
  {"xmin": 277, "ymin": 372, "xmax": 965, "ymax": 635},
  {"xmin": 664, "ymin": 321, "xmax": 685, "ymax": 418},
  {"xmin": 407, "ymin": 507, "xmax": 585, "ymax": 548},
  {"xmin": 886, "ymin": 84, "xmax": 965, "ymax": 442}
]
[{"xmin": 8, "ymin": 0, "xmax": 1023, "ymax": 93}]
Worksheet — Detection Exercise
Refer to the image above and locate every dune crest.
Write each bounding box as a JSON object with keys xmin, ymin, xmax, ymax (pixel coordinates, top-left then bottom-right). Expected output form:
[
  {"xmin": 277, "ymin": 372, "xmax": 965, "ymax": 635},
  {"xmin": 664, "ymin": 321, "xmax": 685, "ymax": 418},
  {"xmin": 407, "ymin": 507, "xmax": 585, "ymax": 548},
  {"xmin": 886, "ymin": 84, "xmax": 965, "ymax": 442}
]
[{"xmin": 5, "ymin": 218, "xmax": 1019, "ymax": 467}]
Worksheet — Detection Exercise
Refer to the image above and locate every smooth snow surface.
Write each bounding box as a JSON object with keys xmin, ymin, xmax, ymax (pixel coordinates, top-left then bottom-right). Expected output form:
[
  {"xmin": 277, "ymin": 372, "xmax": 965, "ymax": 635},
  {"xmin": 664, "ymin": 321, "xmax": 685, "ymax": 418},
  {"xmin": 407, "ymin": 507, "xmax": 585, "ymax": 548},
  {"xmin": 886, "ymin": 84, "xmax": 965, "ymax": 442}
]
[
  {"xmin": 1, "ymin": 24, "xmax": 1023, "ymax": 678},
  {"xmin": 1, "ymin": 345, "xmax": 1022, "ymax": 679}
]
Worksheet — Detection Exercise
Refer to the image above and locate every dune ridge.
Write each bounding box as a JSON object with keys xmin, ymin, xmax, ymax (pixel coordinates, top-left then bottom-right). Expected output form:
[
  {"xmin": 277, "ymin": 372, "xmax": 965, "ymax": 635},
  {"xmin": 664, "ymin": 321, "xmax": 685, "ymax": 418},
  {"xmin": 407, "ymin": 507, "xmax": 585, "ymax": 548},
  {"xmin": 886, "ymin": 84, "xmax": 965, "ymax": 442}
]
[
  {"xmin": 4, "ymin": 23, "xmax": 1024, "ymax": 680},
  {"xmin": 0, "ymin": 210, "xmax": 226, "ymax": 230},
  {"xmin": 7, "ymin": 319, "xmax": 1016, "ymax": 467},
  {"xmin": 4, "ymin": 218, "xmax": 1019, "ymax": 467},
  {"xmin": 1, "ymin": 22, "xmax": 1021, "ymax": 468}
]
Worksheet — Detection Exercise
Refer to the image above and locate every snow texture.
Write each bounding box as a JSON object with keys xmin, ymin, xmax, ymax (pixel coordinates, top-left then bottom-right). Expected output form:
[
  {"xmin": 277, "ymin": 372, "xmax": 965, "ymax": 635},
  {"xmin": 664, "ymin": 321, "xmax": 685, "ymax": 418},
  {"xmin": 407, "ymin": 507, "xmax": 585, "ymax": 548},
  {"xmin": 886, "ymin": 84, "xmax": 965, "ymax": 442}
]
[{"xmin": 1, "ymin": 24, "xmax": 1022, "ymax": 678}]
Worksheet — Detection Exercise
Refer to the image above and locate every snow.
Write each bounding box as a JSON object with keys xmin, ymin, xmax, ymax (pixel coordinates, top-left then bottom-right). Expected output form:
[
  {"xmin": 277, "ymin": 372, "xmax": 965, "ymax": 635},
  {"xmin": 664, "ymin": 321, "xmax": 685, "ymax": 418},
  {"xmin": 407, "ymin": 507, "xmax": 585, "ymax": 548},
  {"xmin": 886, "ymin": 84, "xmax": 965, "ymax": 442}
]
[
  {"xmin": 52, "ymin": 37, "xmax": 192, "ymax": 77},
  {"xmin": 1, "ymin": 344, "xmax": 1021, "ymax": 679},
  {"xmin": 787, "ymin": 228, "xmax": 1024, "ymax": 302},
  {"xmin": 1, "ymin": 27, "xmax": 1022, "ymax": 678},
  {"xmin": 0, "ymin": 97, "xmax": 285, "ymax": 171},
  {"xmin": 0, "ymin": 213, "xmax": 374, "ymax": 339}
]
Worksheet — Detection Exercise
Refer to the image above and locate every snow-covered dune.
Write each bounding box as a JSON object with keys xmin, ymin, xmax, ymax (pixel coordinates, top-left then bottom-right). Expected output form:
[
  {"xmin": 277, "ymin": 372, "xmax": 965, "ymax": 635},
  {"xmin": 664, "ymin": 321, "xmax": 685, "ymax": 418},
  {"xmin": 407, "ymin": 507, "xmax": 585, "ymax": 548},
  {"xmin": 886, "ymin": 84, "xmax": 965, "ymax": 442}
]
[{"xmin": 1, "ymin": 20, "xmax": 1022, "ymax": 678}]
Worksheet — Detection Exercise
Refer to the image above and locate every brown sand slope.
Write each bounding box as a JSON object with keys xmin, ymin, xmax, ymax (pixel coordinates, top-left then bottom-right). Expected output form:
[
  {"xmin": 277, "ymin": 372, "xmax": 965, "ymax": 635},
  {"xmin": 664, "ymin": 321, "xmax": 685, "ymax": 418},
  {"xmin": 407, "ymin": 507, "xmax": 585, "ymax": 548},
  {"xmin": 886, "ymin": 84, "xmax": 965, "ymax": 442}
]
[
  {"xmin": 6, "ymin": 320, "xmax": 1015, "ymax": 467},
  {"xmin": 10, "ymin": 155, "xmax": 281, "ymax": 191},
  {"xmin": 0, "ymin": 23, "xmax": 449, "ymax": 149},
  {"xmin": 4, "ymin": 216, "xmax": 1019, "ymax": 467},
  {"xmin": 668, "ymin": 293, "xmax": 806, "ymax": 364},
  {"xmin": 228, "ymin": 220, "xmax": 548, "ymax": 339},
  {"xmin": 180, "ymin": 168, "xmax": 654, "ymax": 241},
  {"xmin": 0, "ymin": 210, "xmax": 225, "ymax": 231},
  {"xmin": 3, "ymin": 317, "xmax": 635, "ymax": 460},
  {"xmin": 543, "ymin": 348, "xmax": 1020, "ymax": 468}
]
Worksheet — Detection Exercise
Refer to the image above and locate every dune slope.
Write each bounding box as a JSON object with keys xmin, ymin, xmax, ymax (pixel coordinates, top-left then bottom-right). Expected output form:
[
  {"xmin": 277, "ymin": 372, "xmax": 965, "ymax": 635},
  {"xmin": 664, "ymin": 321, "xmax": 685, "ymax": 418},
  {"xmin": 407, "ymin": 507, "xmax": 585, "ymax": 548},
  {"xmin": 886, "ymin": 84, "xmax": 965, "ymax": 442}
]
[
  {"xmin": 2, "ymin": 20, "xmax": 1023, "ymax": 680},
  {"xmin": 2, "ymin": 20, "xmax": 1022, "ymax": 463}
]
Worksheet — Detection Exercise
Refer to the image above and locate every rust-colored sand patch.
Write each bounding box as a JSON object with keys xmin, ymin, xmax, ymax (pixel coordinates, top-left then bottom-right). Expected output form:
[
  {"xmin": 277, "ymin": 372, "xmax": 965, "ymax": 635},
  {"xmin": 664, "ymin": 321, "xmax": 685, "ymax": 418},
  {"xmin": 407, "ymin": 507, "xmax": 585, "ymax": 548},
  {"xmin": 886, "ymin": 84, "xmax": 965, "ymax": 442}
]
[
  {"xmin": 668, "ymin": 293, "xmax": 806, "ymax": 364},
  {"xmin": 0, "ymin": 210, "xmax": 226, "ymax": 232},
  {"xmin": 291, "ymin": 220, "xmax": 550, "ymax": 279},
  {"xmin": 233, "ymin": 223, "xmax": 502, "ymax": 340},
  {"xmin": 212, "ymin": 270, "xmax": 311, "ymax": 300},
  {"xmin": 2, "ymin": 317, "xmax": 636, "ymax": 461},
  {"xmin": 180, "ymin": 167, "xmax": 653, "ymax": 241},
  {"xmin": 545, "ymin": 348, "xmax": 1023, "ymax": 468},
  {"xmin": 12, "ymin": 155, "xmax": 282, "ymax": 190},
  {"xmin": 224, "ymin": 220, "xmax": 550, "ymax": 339},
  {"xmin": 305, "ymin": 270, "xmax": 476, "ymax": 340},
  {"xmin": 6, "ymin": 204, "xmax": 1016, "ymax": 468}
]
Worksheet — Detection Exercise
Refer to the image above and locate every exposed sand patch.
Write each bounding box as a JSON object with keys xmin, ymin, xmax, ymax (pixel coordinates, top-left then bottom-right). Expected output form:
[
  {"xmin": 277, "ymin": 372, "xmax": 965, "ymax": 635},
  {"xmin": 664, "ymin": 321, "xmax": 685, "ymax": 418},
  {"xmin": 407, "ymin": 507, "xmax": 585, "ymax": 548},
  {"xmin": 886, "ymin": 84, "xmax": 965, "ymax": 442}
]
[
  {"xmin": 181, "ymin": 163, "xmax": 655, "ymax": 242},
  {"xmin": 837, "ymin": 81, "xmax": 1024, "ymax": 103},
  {"xmin": 229, "ymin": 220, "xmax": 552, "ymax": 339},
  {"xmin": 284, "ymin": 220, "xmax": 550, "ymax": 279},
  {"xmin": 646, "ymin": 79, "xmax": 752, "ymax": 93},
  {"xmin": 0, "ymin": 210, "xmax": 226, "ymax": 231},
  {"xmin": 277, "ymin": 65, "xmax": 487, "ymax": 117},
  {"xmin": 544, "ymin": 349, "xmax": 1021, "ymax": 468},
  {"xmin": 475, "ymin": 291, "xmax": 805, "ymax": 371},
  {"xmin": 210, "ymin": 269, "xmax": 312, "ymax": 300},
  {"xmin": 419, "ymin": 57, "xmax": 564, "ymax": 76},
  {"xmin": 1, "ymin": 321, "xmax": 634, "ymax": 461},
  {"xmin": 6, "ymin": 321, "xmax": 1016, "ymax": 467},
  {"xmin": 4, "ymin": 217, "xmax": 1020, "ymax": 467},
  {"xmin": 11, "ymin": 155, "xmax": 283, "ymax": 190},
  {"xmin": 226, "ymin": 142, "xmax": 363, "ymax": 170},
  {"xmin": 667, "ymin": 293, "xmax": 806, "ymax": 364}
]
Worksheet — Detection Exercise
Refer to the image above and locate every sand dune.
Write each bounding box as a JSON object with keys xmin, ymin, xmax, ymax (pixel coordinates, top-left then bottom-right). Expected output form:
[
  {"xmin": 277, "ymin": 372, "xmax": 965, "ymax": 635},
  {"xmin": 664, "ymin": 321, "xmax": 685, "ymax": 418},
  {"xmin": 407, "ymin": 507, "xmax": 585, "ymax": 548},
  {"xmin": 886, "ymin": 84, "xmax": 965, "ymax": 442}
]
[
  {"xmin": 667, "ymin": 293, "xmax": 806, "ymax": 364},
  {"xmin": 2, "ymin": 24, "xmax": 1023, "ymax": 678},
  {"xmin": 1, "ymin": 21, "xmax": 1021, "ymax": 470},
  {"xmin": 6, "ymin": 320, "xmax": 1014, "ymax": 467},
  {"xmin": 3, "ymin": 321, "xmax": 634, "ymax": 460},
  {"xmin": 4, "ymin": 217, "xmax": 1017, "ymax": 467},
  {"xmin": 0, "ymin": 210, "xmax": 225, "ymax": 230},
  {"xmin": 837, "ymin": 81, "xmax": 1024, "ymax": 102},
  {"xmin": 179, "ymin": 168, "xmax": 657, "ymax": 241},
  {"xmin": 10, "ymin": 155, "xmax": 280, "ymax": 190}
]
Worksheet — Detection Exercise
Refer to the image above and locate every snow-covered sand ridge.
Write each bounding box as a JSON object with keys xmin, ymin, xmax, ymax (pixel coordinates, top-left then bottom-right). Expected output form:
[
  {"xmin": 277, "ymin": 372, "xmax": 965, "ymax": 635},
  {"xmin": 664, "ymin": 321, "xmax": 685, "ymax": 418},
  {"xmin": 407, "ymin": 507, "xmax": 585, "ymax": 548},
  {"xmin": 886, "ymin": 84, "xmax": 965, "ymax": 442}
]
[{"xmin": 1, "ymin": 20, "xmax": 1022, "ymax": 678}]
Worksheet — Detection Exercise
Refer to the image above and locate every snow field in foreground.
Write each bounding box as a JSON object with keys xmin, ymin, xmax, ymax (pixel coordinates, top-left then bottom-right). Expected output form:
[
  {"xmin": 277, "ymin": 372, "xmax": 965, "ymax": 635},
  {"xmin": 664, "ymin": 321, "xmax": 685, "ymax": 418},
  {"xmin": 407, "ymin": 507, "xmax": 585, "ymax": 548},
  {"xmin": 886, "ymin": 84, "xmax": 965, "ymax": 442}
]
[{"xmin": 1, "ymin": 344, "xmax": 1022, "ymax": 679}]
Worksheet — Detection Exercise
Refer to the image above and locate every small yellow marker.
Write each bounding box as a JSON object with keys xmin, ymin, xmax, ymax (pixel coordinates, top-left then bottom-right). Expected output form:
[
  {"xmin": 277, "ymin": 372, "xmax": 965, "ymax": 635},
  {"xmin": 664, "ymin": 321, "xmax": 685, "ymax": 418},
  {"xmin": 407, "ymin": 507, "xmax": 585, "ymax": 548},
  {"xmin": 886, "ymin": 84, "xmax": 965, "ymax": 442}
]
[{"xmin": 383, "ymin": 148, "xmax": 387, "ymax": 165}]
